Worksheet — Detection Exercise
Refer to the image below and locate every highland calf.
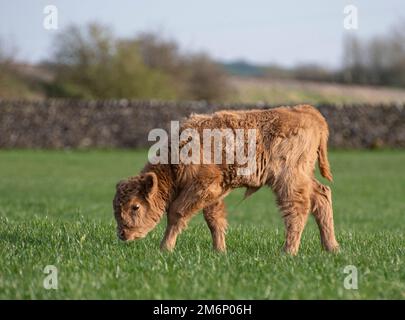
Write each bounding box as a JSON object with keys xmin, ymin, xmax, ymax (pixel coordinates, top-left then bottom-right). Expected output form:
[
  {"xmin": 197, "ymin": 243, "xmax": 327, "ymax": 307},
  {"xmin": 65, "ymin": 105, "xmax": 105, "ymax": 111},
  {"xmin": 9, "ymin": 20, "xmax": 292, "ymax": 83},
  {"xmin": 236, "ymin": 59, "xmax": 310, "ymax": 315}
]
[{"xmin": 113, "ymin": 105, "xmax": 339, "ymax": 255}]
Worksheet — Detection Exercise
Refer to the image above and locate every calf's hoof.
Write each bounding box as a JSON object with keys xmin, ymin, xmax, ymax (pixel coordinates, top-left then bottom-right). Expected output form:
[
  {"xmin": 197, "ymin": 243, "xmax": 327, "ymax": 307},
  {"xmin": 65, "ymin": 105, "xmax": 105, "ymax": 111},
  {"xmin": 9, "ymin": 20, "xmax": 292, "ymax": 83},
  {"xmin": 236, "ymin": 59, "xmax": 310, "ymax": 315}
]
[{"xmin": 324, "ymin": 242, "xmax": 340, "ymax": 253}]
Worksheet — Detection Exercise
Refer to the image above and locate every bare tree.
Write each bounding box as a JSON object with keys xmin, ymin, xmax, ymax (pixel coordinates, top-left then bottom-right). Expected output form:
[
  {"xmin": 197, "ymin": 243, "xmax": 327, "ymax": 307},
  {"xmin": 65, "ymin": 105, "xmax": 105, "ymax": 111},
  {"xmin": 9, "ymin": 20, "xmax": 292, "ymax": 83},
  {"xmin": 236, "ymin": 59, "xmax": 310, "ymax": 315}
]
[{"xmin": 341, "ymin": 19, "xmax": 405, "ymax": 87}]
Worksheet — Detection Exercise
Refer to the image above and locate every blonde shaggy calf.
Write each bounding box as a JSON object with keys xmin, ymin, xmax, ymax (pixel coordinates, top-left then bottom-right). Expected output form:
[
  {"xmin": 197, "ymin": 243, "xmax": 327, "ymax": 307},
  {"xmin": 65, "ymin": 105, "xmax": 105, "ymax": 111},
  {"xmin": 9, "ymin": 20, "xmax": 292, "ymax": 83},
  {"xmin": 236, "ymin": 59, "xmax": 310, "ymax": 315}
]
[{"xmin": 113, "ymin": 104, "xmax": 339, "ymax": 255}]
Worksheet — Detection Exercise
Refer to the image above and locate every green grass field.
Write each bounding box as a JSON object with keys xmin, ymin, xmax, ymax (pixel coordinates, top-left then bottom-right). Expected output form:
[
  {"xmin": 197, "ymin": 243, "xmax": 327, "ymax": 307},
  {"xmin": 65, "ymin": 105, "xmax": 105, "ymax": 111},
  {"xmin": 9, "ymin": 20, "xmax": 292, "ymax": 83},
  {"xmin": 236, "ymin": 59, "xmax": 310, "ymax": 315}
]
[{"xmin": 0, "ymin": 150, "xmax": 404, "ymax": 299}]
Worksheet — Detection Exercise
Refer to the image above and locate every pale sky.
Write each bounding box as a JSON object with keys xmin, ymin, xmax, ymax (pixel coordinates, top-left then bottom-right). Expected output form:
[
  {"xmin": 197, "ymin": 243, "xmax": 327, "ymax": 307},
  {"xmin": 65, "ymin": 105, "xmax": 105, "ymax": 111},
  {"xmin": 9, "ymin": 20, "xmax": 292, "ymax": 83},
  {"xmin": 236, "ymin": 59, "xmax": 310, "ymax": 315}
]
[{"xmin": 0, "ymin": 0, "xmax": 404, "ymax": 68}]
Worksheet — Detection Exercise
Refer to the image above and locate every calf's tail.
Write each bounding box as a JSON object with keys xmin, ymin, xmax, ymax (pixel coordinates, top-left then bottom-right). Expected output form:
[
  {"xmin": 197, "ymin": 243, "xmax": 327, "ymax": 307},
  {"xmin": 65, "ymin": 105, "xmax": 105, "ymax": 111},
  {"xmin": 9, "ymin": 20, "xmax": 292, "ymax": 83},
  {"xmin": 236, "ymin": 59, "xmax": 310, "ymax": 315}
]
[{"xmin": 318, "ymin": 130, "xmax": 333, "ymax": 182}]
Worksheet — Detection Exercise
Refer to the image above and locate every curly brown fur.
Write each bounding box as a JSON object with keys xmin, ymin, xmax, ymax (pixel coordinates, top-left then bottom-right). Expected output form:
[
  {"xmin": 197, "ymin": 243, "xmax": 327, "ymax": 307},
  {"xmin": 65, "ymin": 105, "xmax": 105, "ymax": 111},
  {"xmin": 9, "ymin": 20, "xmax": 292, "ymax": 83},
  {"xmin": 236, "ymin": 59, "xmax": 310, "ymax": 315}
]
[{"xmin": 113, "ymin": 104, "xmax": 339, "ymax": 255}]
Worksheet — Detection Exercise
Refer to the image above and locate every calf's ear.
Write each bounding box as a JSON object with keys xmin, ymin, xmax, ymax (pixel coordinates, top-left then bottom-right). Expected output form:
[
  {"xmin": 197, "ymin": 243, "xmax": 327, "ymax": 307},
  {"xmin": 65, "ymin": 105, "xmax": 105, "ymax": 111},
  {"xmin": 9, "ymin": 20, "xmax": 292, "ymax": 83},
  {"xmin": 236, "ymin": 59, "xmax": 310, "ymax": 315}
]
[{"xmin": 142, "ymin": 172, "xmax": 158, "ymax": 199}]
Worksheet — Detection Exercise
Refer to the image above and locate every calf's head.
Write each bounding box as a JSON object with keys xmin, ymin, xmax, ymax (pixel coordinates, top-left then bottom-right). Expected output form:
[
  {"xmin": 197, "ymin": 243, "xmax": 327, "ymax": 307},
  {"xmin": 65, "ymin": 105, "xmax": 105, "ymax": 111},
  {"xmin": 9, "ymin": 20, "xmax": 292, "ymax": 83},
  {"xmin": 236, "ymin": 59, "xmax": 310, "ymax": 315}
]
[{"xmin": 113, "ymin": 172, "xmax": 161, "ymax": 241}]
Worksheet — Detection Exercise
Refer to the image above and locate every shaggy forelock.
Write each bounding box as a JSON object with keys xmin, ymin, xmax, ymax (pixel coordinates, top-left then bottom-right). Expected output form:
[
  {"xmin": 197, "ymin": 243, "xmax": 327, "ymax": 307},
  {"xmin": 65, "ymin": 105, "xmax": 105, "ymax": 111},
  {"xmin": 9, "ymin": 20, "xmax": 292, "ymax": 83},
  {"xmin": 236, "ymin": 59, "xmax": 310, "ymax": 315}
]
[{"xmin": 115, "ymin": 178, "xmax": 141, "ymax": 206}]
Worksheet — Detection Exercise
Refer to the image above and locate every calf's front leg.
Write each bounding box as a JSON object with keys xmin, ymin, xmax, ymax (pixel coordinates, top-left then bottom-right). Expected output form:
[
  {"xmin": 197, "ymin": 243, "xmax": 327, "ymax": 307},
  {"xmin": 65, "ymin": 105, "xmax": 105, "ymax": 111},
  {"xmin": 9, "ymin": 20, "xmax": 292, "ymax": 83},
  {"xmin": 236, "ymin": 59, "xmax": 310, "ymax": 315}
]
[
  {"xmin": 159, "ymin": 193, "xmax": 209, "ymax": 252},
  {"xmin": 160, "ymin": 209, "xmax": 193, "ymax": 252},
  {"xmin": 203, "ymin": 200, "xmax": 228, "ymax": 252},
  {"xmin": 160, "ymin": 173, "xmax": 224, "ymax": 252}
]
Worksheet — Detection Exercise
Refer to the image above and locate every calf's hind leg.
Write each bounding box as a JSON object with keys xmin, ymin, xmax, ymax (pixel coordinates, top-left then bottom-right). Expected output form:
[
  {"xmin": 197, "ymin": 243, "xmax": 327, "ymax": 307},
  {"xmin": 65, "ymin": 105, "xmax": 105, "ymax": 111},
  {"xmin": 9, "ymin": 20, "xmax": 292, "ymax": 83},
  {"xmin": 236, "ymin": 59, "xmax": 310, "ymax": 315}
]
[
  {"xmin": 311, "ymin": 179, "xmax": 339, "ymax": 252},
  {"xmin": 275, "ymin": 178, "xmax": 312, "ymax": 255},
  {"xmin": 203, "ymin": 200, "xmax": 228, "ymax": 252}
]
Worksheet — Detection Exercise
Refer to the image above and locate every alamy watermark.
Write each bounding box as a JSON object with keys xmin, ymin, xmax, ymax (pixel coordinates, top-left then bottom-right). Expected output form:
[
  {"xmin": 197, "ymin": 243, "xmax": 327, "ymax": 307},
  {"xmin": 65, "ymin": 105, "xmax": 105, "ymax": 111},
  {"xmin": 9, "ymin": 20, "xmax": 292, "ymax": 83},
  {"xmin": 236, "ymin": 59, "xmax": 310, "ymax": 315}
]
[
  {"xmin": 343, "ymin": 4, "xmax": 358, "ymax": 30},
  {"xmin": 148, "ymin": 121, "xmax": 257, "ymax": 176},
  {"xmin": 343, "ymin": 265, "xmax": 358, "ymax": 290},
  {"xmin": 43, "ymin": 5, "xmax": 58, "ymax": 30},
  {"xmin": 43, "ymin": 265, "xmax": 58, "ymax": 290}
]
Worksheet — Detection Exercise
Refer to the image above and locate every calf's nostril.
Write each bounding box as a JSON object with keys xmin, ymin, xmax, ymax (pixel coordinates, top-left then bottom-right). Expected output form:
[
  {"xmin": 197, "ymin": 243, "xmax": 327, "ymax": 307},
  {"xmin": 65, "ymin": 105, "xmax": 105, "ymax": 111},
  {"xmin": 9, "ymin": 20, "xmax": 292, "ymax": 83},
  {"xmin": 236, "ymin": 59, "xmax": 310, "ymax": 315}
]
[{"xmin": 118, "ymin": 230, "xmax": 125, "ymax": 239}]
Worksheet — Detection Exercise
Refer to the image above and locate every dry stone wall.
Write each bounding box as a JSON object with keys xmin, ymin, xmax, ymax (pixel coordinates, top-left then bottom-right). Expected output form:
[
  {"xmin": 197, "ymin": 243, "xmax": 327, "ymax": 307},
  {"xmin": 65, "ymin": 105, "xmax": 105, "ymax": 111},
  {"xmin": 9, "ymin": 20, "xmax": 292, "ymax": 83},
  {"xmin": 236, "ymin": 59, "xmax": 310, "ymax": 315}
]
[{"xmin": 0, "ymin": 100, "xmax": 404, "ymax": 149}]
